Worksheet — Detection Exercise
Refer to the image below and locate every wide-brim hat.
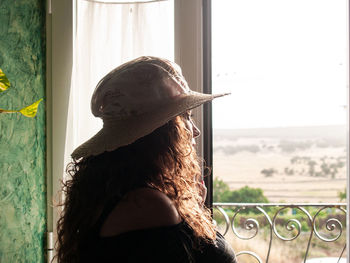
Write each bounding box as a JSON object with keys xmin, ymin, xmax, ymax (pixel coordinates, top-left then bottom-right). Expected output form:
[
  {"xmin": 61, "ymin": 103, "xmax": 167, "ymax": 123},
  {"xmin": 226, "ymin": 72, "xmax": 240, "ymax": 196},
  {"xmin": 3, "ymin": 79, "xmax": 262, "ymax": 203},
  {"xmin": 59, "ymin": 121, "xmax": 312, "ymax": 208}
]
[{"xmin": 72, "ymin": 56, "xmax": 229, "ymax": 159}]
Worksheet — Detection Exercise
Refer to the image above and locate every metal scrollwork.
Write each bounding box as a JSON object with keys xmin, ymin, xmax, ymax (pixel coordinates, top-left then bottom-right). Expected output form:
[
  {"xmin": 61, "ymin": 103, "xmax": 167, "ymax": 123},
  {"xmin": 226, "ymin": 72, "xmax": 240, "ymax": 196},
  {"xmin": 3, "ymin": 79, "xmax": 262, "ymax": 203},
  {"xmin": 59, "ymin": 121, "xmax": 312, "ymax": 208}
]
[
  {"xmin": 236, "ymin": 251, "xmax": 263, "ymax": 263},
  {"xmin": 272, "ymin": 207, "xmax": 300, "ymax": 241},
  {"xmin": 231, "ymin": 206, "xmax": 260, "ymax": 240},
  {"xmin": 213, "ymin": 203, "xmax": 346, "ymax": 263},
  {"xmin": 213, "ymin": 205, "xmax": 230, "ymax": 236},
  {"xmin": 313, "ymin": 206, "xmax": 346, "ymax": 242}
]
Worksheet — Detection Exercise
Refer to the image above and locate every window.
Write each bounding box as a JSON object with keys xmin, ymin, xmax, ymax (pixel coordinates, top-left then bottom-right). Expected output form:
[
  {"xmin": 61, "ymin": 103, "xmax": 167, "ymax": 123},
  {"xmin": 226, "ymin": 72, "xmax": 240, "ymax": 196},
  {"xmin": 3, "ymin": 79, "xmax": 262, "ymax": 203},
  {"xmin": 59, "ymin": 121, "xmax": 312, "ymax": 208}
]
[
  {"xmin": 48, "ymin": 1, "xmax": 348, "ymax": 261},
  {"xmin": 211, "ymin": 0, "xmax": 348, "ymax": 203},
  {"xmin": 48, "ymin": 1, "xmax": 204, "ymax": 261},
  {"xmin": 207, "ymin": 0, "xmax": 349, "ymax": 261}
]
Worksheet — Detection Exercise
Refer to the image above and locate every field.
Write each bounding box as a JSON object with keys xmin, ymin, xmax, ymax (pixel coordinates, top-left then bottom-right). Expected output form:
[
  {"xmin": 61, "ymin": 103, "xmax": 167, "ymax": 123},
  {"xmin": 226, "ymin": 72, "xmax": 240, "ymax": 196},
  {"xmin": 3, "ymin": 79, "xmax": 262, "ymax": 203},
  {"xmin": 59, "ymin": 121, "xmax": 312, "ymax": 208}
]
[
  {"xmin": 213, "ymin": 125, "xmax": 347, "ymax": 203},
  {"xmin": 212, "ymin": 125, "xmax": 347, "ymax": 262}
]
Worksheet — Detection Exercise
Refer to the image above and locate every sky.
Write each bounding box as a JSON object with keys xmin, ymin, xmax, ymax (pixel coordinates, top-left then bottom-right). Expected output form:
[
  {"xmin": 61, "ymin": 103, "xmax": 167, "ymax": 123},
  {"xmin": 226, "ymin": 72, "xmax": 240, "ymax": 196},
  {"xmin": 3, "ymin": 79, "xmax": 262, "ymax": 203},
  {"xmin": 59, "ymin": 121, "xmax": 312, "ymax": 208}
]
[{"xmin": 211, "ymin": 0, "xmax": 348, "ymax": 129}]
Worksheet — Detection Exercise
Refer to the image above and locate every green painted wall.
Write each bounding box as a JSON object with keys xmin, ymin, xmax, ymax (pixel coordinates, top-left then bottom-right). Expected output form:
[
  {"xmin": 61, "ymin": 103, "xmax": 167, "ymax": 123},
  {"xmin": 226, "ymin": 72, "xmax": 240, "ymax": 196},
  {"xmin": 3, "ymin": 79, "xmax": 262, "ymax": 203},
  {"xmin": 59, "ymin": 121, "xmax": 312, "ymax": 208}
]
[{"xmin": 0, "ymin": 0, "xmax": 46, "ymax": 262}]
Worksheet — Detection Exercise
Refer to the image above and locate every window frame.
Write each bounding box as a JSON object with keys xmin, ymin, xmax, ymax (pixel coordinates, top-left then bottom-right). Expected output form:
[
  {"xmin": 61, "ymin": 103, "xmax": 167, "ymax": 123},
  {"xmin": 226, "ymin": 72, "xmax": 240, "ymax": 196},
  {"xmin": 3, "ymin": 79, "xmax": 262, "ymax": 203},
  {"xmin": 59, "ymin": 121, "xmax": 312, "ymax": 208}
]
[
  {"xmin": 174, "ymin": 0, "xmax": 214, "ymax": 208},
  {"xmin": 47, "ymin": 0, "xmax": 349, "ymax": 260},
  {"xmin": 202, "ymin": 0, "xmax": 213, "ymax": 208},
  {"xmin": 46, "ymin": 0, "xmax": 75, "ymax": 262}
]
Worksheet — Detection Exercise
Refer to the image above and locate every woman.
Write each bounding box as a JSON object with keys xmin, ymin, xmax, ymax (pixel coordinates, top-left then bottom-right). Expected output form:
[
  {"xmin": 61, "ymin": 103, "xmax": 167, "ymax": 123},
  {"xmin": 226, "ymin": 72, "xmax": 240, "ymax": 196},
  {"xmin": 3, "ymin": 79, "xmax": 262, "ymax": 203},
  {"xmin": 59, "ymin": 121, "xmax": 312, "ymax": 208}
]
[{"xmin": 56, "ymin": 56, "xmax": 236, "ymax": 262}]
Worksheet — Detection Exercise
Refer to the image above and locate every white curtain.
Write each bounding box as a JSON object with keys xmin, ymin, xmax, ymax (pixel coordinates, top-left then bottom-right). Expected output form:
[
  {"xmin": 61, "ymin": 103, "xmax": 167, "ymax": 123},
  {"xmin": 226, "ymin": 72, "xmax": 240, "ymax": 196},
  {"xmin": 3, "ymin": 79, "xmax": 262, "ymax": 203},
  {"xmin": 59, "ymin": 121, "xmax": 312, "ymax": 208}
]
[{"xmin": 64, "ymin": 0, "xmax": 174, "ymax": 165}]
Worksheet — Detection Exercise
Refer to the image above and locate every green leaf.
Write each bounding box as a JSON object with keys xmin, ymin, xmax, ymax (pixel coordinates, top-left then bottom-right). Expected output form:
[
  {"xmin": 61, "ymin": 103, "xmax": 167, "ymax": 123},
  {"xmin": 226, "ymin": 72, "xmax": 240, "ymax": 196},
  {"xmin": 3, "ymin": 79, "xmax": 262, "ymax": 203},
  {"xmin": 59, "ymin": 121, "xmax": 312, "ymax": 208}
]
[
  {"xmin": 0, "ymin": 68, "xmax": 11, "ymax": 92},
  {"xmin": 19, "ymin": 98, "xmax": 43, "ymax": 117}
]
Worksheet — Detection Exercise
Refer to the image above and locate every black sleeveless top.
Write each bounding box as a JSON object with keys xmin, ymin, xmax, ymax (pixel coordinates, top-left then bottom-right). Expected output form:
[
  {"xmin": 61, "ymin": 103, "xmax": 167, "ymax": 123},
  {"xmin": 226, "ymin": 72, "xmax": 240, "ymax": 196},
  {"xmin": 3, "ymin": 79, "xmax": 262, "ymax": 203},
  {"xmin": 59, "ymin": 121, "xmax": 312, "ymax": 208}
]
[{"xmin": 79, "ymin": 199, "xmax": 237, "ymax": 263}]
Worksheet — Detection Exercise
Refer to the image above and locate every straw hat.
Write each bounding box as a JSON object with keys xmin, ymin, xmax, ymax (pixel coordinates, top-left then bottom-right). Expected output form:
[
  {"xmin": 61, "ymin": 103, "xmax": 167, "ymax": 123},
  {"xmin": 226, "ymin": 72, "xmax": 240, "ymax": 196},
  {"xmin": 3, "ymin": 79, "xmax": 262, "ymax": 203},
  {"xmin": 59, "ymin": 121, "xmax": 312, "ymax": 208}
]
[{"xmin": 71, "ymin": 56, "xmax": 229, "ymax": 159}]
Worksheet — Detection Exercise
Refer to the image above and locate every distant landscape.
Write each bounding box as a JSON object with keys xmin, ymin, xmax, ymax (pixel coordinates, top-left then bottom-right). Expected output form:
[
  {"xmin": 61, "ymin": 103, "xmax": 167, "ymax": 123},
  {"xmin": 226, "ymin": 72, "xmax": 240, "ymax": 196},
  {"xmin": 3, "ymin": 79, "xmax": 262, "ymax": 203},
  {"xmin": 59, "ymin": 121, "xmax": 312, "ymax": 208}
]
[{"xmin": 213, "ymin": 125, "xmax": 347, "ymax": 203}]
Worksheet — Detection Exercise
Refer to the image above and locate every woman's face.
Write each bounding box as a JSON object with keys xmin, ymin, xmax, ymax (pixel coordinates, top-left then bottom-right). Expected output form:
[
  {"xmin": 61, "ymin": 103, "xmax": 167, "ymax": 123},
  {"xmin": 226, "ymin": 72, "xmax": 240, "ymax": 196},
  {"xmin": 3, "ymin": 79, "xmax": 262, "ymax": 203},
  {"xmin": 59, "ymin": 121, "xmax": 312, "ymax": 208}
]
[{"xmin": 183, "ymin": 111, "xmax": 201, "ymax": 146}]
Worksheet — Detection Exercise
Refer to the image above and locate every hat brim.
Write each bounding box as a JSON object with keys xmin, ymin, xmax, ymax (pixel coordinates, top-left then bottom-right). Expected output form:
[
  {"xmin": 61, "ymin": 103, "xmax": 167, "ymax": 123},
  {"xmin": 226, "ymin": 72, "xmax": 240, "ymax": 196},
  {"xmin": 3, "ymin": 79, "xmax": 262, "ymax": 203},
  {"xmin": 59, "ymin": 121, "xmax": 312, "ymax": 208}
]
[{"xmin": 71, "ymin": 91, "xmax": 229, "ymax": 159}]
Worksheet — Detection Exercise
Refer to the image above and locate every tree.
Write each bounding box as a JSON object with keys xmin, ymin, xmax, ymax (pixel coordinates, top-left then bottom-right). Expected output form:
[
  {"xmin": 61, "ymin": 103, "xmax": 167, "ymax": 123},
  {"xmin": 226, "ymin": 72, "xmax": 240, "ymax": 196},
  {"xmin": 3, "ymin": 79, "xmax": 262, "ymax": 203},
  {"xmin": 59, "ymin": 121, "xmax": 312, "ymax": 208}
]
[
  {"xmin": 290, "ymin": 156, "xmax": 299, "ymax": 164},
  {"xmin": 213, "ymin": 177, "xmax": 230, "ymax": 202},
  {"xmin": 284, "ymin": 167, "xmax": 294, "ymax": 175},
  {"xmin": 338, "ymin": 188, "xmax": 346, "ymax": 202},
  {"xmin": 213, "ymin": 178, "xmax": 269, "ymax": 204},
  {"xmin": 320, "ymin": 162, "xmax": 330, "ymax": 176},
  {"xmin": 336, "ymin": 160, "xmax": 345, "ymax": 169},
  {"xmin": 261, "ymin": 168, "xmax": 277, "ymax": 177},
  {"xmin": 213, "ymin": 179, "xmax": 269, "ymax": 214},
  {"xmin": 222, "ymin": 186, "xmax": 269, "ymax": 204},
  {"xmin": 329, "ymin": 163, "xmax": 338, "ymax": 179},
  {"xmin": 307, "ymin": 160, "xmax": 317, "ymax": 176}
]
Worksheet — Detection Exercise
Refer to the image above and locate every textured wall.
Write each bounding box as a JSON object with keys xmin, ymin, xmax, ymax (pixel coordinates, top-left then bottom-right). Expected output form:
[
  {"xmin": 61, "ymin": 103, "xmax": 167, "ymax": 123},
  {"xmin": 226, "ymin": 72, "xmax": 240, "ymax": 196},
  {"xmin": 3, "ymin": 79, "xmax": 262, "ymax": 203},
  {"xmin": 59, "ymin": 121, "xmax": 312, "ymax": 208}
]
[{"xmin": 0, "ymin": 0, "xmax": 46, "ymax": 262}]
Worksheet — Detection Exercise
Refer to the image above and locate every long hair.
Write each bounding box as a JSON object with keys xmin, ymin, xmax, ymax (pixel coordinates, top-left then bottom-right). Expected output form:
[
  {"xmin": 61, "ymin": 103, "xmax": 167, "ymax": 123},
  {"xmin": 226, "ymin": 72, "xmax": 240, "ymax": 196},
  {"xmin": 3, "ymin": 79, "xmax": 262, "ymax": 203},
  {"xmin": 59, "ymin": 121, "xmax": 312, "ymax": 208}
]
[{"xmin": 56, "ymin": 114, "xmax": 216, "ymax": 262}]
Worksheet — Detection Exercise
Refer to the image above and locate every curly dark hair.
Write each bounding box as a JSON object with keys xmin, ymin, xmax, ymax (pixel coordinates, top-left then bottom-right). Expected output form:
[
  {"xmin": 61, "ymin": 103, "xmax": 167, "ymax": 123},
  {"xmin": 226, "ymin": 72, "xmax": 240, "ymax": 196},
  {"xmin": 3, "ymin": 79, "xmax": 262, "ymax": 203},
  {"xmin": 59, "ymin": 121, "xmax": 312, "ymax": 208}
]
[{"xmin": 56, "ymin": 114, "xmax": 216, "ymax": 262}]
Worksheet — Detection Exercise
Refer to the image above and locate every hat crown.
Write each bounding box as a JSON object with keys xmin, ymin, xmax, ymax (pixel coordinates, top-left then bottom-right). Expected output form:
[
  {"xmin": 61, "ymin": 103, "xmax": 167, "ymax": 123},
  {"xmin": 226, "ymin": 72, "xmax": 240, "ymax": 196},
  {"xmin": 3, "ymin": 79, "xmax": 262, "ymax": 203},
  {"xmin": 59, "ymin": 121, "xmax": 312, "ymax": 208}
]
[{"xmin": 91, "ymin": 56, "xmax": 190, "ymax": 120}]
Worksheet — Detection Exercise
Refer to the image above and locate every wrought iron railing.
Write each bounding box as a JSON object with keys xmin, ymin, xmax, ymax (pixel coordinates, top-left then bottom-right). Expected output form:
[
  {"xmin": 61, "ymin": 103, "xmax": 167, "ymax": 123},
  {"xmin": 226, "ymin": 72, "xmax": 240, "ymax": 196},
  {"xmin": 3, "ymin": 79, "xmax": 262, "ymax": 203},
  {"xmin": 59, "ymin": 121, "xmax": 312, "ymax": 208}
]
[{"xmin": 213, "ymin": 203, "xmax": 347, "ymax": 263}]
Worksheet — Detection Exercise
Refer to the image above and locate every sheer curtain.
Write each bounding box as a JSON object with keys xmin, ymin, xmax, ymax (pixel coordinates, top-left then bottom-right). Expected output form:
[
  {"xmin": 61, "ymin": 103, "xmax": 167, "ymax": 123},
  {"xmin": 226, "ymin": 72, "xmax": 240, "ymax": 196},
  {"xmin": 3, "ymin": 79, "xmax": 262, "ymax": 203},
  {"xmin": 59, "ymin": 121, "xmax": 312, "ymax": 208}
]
[{"xmin": 64, "ymin": 0, "xmax": 174, "ymax": 165}]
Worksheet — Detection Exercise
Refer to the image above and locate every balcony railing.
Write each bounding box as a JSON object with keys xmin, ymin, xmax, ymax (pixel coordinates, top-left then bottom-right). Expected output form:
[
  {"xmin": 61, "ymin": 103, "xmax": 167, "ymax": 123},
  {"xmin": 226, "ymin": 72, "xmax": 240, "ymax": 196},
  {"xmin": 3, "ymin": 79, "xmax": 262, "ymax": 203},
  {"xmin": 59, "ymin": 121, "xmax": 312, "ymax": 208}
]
[{"xmin": 213, "ymin": 203, "xmax": 347, "ymax": 263}]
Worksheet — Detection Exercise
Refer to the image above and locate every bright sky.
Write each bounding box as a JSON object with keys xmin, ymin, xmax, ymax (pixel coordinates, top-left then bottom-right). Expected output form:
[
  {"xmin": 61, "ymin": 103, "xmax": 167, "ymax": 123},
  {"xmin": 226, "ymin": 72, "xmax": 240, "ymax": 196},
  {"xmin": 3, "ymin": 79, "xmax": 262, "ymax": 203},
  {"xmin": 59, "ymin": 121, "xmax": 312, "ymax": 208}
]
[{"xmin": 211, "ymin": 0, "xmax": 348, "ymax": 129}]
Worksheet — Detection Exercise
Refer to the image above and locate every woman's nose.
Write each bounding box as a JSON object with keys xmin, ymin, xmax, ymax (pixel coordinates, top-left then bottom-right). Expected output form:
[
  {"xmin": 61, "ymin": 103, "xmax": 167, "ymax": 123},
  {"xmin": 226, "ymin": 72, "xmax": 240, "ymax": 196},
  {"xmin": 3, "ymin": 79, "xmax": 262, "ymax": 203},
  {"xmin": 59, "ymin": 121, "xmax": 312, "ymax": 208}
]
[{"xmin": 192, "ymin": 123, "xmax": 201, "ymax": 138}]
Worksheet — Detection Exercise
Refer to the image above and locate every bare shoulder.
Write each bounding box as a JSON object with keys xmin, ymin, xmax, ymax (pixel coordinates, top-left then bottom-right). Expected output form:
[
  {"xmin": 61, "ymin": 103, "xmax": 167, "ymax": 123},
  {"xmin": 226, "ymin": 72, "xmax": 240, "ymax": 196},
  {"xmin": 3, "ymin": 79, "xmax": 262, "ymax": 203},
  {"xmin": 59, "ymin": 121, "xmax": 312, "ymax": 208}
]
[
  {"xmin": 127, "ymin": 188, "xmax": 182, "ymax": 223},
  {"xmin": 100, "ymin": 188, "xmax": 182, "ymax": 237}
]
